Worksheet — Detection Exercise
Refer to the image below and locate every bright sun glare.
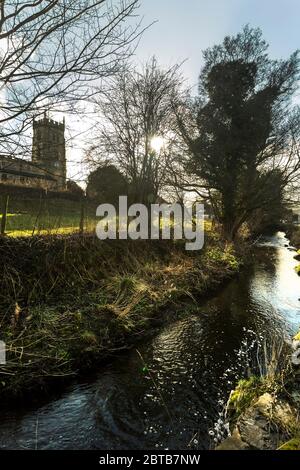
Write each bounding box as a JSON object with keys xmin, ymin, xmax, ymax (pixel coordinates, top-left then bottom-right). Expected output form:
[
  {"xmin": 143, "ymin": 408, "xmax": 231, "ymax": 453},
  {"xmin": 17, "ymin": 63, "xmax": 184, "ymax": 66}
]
[{"xmin": 150, "ymin": 136, "xmax": 165, "ymax": 153}]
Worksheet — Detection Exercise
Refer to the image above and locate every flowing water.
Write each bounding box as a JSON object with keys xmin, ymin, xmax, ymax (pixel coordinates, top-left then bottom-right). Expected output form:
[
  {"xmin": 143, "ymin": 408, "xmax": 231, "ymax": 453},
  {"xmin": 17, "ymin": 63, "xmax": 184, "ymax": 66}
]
[{"xmin": 0, "ymin": 232, "xmax": 299, "ymax": 450}]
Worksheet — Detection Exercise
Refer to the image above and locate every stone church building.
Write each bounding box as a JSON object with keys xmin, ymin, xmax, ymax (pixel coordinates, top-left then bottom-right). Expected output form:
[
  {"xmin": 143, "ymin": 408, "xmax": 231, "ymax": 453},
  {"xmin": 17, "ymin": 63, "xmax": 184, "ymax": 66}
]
[{"xmin": 0, "ymin": 114, "xmax": 66, "ymax": 191}]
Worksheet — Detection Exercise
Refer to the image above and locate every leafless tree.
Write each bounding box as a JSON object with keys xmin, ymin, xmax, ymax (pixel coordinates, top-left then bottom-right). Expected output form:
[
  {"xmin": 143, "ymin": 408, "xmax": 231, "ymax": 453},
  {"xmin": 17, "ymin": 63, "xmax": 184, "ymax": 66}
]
[
  {"xmin": 86, "ymin": 58, "xmax": 184, "ymax": 204},
  {"xmin": 0, "ymin": 0, "xmax": 142, "ymax": 155}
]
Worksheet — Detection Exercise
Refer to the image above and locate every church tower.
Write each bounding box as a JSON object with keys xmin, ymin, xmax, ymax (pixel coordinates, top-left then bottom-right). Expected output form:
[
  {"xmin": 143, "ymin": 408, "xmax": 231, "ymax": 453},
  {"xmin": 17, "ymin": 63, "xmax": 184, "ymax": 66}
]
[{"xmin": 32, "ymin": 113, "xmax": 66, "ymax": 190}]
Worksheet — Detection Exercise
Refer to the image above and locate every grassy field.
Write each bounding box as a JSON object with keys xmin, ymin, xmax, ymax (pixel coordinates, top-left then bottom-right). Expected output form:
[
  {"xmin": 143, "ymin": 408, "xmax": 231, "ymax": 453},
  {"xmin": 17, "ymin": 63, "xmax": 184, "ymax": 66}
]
[
  {"xmin": 0, "ymin": 212, "xmax": 98, "ymax": 237},
  {"xmin": 0, "ymin": 195, "xmax": 98, "ymax": 236},
  {"xmin": 0, "ymin": 196, "xmax": 213, "ymax": 237}
]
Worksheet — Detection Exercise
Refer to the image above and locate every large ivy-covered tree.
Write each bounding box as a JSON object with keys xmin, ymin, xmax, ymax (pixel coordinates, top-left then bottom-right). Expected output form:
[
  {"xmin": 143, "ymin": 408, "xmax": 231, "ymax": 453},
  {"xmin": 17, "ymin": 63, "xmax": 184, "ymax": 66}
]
[{"xmin": 176, "ymin": 26, "xmax": 300, "ymax": 239}]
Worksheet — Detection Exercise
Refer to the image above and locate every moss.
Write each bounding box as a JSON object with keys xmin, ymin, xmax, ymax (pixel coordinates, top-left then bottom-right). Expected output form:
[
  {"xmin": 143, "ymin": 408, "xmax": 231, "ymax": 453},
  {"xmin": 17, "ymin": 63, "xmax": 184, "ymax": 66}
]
[
  {"xmin": 278, "ymin": 438, "xmax": 300, "ymax": 450},
  {"xmin": 229, "ymin": 376, "xmax": 265, "ymax": 416},
  {"xmin": 293, "ymin": 331, "xmax": 300, "ymax": 341},
  {"xmin": 81, "ymin": 331, "xmax": 98, "ymax": 345}
]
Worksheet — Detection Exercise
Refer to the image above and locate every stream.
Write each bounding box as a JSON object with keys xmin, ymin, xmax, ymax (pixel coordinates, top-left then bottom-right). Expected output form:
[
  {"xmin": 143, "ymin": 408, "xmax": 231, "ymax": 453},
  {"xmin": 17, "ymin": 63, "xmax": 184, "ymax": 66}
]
[{"xmin": 0, "ymin": 231, "xmax": 299, "ymax": 450}]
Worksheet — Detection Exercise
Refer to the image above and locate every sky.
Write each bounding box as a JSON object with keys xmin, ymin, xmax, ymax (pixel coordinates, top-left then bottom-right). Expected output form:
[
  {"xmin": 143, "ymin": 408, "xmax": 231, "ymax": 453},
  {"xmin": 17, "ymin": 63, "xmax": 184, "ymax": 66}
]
[
  {"xmin": 68, "ymin": 0, "xmax": 300, "ymax": 183},
  {"xmin": 137, "ymin": 0, "xmax": 300, "ymax": 89}
]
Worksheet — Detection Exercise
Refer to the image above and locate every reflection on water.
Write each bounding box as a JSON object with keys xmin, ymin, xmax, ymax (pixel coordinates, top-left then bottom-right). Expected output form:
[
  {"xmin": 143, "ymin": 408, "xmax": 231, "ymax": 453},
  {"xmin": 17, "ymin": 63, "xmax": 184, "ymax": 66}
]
[
  {"xmin": 250, "ymin": 231, "xmax": 300, "ymax": 332},
  {"xmin": 0, "ymin": 232, "xmax": 299, "ymax": 450}
]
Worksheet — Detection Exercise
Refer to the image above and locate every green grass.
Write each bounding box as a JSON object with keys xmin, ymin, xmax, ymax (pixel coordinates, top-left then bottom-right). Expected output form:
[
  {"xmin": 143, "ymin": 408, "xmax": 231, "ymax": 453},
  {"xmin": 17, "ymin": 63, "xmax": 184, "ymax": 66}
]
[
  {"xmin": 0, "ymin": 193, "xmax": 214, "ymax": 238},
  {"xmin": 0, "ymin": 211, "xmax": 98, "ymax": 237},
  {"xmin": 1, "ymin": 213, "xmax": 211, "ymax": 238},
  {"xmin": 0, "ymin": 194, "xmax": 99, "ymax": 236}
]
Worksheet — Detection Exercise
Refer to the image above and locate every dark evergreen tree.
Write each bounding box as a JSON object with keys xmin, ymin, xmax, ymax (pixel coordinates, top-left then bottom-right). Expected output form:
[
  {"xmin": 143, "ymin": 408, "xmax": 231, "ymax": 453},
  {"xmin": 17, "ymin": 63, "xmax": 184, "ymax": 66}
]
[
  {"xmin": 178, "ymin": 27, "xmax": 300, "ymax": 239},
  {"xmin": 86, "ymin": 165, "xmax": 128, "ymax": 204}
]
